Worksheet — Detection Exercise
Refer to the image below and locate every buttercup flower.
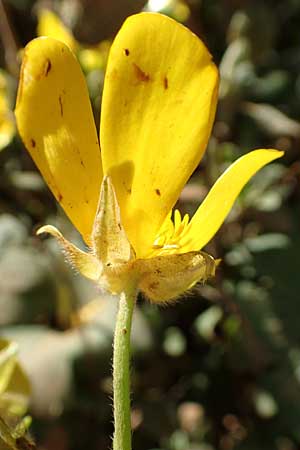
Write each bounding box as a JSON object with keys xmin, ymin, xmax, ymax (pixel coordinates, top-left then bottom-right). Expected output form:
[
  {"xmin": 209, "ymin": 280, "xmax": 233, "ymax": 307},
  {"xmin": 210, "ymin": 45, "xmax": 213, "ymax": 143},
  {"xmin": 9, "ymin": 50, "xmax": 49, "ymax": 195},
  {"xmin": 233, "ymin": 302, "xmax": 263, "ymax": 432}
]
[
  {"xmin": 15, "ymin": 13, "xmax": 283, "ymax": 302},
  {"xmin": 37, "ymin": 9, "xmax": 110, "ymax": 72},
  {"xmin": 0, "ymin": 70, "xmax": 15, "ymax": 150}
]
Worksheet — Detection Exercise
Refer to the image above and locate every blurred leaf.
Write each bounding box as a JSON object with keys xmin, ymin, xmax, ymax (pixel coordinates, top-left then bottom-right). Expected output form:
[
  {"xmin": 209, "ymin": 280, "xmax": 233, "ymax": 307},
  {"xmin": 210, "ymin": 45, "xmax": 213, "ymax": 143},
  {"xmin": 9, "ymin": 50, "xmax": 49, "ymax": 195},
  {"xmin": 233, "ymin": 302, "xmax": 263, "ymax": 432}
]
[
  {"xmin": 245, "ymin": 234, "xmax": 291, "ymax": 252},
  {"xmin": 253, "ymin": 389, "xmax": 278, "ymax": 419},
  {"xmin": 8, "ymin": 172, "xmax": 44, "ymax": 192},
  {"xmin": 163, "ymin": 327, "xmax": 186, "ymax": 357},
  {"xmin": 242, "ymin": 102, "xmax": 300, "ymax": 138},
  {"xmin": 0, "ymin": 216, "xmax": 27, "ymax": 250},
  {"xmin": 194, "ymin": 307, "xmax": 223, "ymax": 341}
]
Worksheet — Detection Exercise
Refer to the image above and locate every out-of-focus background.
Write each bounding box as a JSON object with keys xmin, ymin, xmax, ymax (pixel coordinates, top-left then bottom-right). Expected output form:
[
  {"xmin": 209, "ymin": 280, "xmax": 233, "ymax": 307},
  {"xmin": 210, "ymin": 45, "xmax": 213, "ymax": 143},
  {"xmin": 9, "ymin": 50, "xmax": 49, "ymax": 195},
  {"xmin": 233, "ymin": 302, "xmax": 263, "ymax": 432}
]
[{"xmin": 0, "ymin": 0, "xmax": 300, "ymax": 449}]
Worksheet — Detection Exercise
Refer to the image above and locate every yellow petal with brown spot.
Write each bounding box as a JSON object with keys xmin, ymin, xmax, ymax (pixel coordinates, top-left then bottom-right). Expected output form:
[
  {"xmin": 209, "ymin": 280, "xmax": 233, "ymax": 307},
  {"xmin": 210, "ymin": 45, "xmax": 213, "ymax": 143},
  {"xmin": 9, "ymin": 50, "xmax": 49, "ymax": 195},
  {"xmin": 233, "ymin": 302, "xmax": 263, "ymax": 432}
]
[
  {"xmin": 100, "ymin": 13, "xmax": 219, "ymax": 258},
  {"xmin": 181, "ymin": 149, "xmax": 284, "ymax": 252},
  {"xmin": 15, "ymin": 37, "xmax": 102, "ymax": 243}
]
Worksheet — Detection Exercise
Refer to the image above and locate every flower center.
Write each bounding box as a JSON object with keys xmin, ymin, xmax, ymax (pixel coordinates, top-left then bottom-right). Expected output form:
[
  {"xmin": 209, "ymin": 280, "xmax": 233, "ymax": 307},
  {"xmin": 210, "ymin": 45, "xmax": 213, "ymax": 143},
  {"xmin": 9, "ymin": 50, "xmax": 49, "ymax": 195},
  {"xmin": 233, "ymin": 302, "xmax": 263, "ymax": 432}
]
[{"xmin": 151, "ymin": 209, "xmax": 190, "ymax": 255}]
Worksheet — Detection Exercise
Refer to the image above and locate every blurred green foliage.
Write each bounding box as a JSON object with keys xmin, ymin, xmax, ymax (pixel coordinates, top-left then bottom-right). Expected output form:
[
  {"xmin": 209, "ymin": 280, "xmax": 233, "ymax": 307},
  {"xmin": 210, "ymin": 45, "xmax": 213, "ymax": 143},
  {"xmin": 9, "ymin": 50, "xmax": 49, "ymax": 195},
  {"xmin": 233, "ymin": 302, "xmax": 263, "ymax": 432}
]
[
  {"xmin": 0, "ymin": 339, "xmax": 33, "ymax": 449},
  {"xmin": 0, "ymin": 0, "xmax": 300, "ymax": 449}
]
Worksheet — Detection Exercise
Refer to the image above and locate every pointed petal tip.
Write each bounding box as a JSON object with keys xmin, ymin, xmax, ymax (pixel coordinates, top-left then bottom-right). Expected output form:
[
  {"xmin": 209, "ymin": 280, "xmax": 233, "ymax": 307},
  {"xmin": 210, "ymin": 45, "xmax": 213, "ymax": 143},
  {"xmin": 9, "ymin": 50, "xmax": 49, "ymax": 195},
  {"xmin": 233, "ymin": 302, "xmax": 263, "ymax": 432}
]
[
  {"xmin": 250, "ymin": 148, "xmax": 284, "ymax": 160},
  {"xmin": 259, "ymin": 148, "xmax": 284, "ymax": 158},
  {"xmin": 183, "ymin": 148, "xmax": 285, "ymax": 252}
]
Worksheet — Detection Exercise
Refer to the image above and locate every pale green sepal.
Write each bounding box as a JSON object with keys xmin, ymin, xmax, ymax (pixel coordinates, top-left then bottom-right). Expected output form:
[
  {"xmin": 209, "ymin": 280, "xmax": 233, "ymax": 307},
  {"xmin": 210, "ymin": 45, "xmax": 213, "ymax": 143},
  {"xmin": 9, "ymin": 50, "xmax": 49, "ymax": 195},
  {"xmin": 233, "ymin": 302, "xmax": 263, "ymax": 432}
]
[
  {"xmin": 91, "ymin": 176, "xmax": 135, "ymax": 266},
  {"xmin": 37, "ymin": 225, "xmax": 102, "ymax": 281},
  {"xmin": 135, "ymin": 250, "xmax": 217, "ymax": 302}
]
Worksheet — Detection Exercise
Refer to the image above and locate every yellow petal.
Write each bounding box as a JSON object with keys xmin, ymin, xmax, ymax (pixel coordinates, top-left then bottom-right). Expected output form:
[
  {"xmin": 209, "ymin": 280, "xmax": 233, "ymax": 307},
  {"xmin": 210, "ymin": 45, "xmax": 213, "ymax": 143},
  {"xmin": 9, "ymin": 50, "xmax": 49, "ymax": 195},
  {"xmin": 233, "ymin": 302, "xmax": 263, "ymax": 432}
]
[
  {"xmin": 0, "ymin": 71, "xmax": 15, "ymax": 150},
  {"xmin": 0, "ymin": 339, "xmax": 30, "ymax": 417},
  {"xmin": 100, "ymin": 12, "xmax": 219, "ymax": 258},
  {"xmin": 15, "ymin": 37, "xmax": 102, "ymax": 243},
  {"xmin": 1, "ymin": 363, "xmax": 31, "ymax": 417},
  {"xmin": 37, "ymin": 9, "xmax": 77, "ymax": 52},
  {"xmin": 78, "ymin": 40, "xmax": 111, "ymax": 72},
  {"xmin": 181, "ymin": 149, "xmax": 284, "ymax": 251},
  {"xmin": 37, "ymin": 225, "xmax": 101, "ymax": 281},
  {"xmin": 135, "ymin": 250, "xmax": 217, "ymax": 303},
  {"xmin": 0, "ymin": 340, "xmax": 18, "ymax": 396}
]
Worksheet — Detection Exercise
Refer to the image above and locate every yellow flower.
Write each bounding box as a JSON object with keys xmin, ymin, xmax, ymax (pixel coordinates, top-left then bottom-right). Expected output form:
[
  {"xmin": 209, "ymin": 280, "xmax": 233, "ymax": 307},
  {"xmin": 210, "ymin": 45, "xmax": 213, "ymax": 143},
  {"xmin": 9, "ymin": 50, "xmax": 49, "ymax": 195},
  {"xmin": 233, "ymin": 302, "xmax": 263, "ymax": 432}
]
[
  {"xmin": 145, "ymin": 0, "xmax": 191, "ymax": 23},
  {"xmin": 37, "ymin": 9, "xmax": 110, "ymax": 72},
  {"xmin": 15, "ymin": 13, "xmax": 283, "ymax": 302},
  {"xmin": 0, "ymin": 339, "xmax": 30, "ymax": 418},
  {"xmin": 0, "ymin": 70, "xmax": 15, "ymax": 150}
]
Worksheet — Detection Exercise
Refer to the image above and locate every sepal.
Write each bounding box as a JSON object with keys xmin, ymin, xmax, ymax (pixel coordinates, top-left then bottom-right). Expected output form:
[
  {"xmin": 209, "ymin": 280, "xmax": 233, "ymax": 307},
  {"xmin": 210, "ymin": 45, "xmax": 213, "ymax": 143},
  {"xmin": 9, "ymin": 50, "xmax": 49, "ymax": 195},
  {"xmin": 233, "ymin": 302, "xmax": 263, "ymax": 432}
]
[
  {"xmin": 134, "ymin": 250, "xmax": 218, "ymax": 302},
  {"xmin": 37, "ymin": 225, "xmax": 101, "ymax": 281},
  {"xmin": 91, "ymin": 176, "xmax": 135, "ymax": 266}
]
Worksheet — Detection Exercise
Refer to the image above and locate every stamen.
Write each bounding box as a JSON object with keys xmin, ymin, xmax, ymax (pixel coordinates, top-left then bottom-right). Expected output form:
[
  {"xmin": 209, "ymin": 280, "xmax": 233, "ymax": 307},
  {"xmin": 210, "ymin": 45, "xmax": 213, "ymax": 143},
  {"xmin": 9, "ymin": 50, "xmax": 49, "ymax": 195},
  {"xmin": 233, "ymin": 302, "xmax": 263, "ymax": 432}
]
[
  {"xmin": 160, "ymin": 244, "xmax": 180, "ymax": 250},
  {"xmin": 152, "ymin": 243, "xmax": 164, "ymax": 249},
  {"xmin": 152, "ymin": 209, "xmax": 190, "ymax": 255},
  {"xmin": 174, "ymin": 209, "xmax": 182, "ymax": 233}
]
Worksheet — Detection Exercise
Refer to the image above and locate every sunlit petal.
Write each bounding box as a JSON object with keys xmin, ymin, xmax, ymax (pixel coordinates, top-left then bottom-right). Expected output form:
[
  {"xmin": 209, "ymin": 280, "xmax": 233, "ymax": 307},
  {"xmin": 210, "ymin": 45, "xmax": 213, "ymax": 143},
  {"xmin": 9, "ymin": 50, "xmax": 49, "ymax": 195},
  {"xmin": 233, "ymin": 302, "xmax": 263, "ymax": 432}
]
[
  {"xmin": 181, "ymin": 149, "xmax": 284, "ymax": 251},
  {"xmin": 0, "ymin": 71, "xmax": 15, "ymax": 150},
  {"xmin": 15, "ymin": 37, "xmax": 102, "ymax": 243},
  {"xmin": 100, "ymin": 12, "xmax": 218, "ymax": 257},
  {"xmin": 37, "ymin": 9, "xmax": 77, "ymax": 52}
]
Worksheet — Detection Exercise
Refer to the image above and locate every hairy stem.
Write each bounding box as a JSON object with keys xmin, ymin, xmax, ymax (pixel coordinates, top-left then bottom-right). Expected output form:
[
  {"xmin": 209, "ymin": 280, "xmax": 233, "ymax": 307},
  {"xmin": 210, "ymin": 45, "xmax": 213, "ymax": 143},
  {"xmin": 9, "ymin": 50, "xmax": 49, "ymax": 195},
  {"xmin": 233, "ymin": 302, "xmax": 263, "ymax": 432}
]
[{"xmin": 112, "ymin": 286, "xmax": 137, "ymax": 450}]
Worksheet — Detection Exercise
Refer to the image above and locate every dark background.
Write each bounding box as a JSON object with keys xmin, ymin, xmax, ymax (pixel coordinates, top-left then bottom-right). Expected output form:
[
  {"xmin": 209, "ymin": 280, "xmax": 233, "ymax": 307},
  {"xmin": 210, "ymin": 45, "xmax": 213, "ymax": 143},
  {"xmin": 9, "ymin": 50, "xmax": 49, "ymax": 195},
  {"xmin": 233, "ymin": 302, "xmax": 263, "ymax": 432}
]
[{"xmin": 1, "ymin": 1, "xmax": 300, "ymax": 449}]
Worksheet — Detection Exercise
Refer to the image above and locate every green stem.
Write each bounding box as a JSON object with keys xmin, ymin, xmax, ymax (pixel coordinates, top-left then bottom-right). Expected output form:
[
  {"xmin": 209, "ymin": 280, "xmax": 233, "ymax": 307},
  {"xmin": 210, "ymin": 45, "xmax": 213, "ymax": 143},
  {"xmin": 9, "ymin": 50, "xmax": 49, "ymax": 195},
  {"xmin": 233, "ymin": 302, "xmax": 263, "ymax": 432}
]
[{"xmin": 113, "ymin": 285, "xmax": 137, "ymax": 450}]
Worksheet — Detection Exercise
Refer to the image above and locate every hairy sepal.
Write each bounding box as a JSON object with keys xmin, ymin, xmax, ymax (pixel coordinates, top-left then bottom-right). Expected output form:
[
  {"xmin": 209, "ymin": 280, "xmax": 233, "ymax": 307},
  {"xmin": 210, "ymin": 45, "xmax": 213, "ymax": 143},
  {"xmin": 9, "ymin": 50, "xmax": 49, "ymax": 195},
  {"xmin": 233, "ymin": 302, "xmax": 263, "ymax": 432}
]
[
  {"xmin": 37, "ymin": 225, "xmax": 102, "ymax": 281},
  {"xmin": 91, "ymin": 176, "xmax": 135, "ymax": 266},
  {"xmin": 134, "ymin": 250, "xmax": 217, "ymax": 302}
]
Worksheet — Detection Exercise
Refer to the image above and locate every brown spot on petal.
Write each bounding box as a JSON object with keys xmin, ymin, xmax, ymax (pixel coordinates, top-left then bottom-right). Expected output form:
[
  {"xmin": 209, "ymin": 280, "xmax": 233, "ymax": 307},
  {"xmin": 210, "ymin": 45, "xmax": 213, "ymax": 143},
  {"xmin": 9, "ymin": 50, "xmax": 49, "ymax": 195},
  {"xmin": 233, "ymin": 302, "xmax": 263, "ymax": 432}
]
[
  {"xmin": 124, "ymin": 48, "xmax": 130, "ymax": 56},
  {"xmin": 45, "ymin": 59, "xmax": 52, "ymax": 76},
  {"xmin": 59, "ymin": 95, "xmax": 63, "ymax": 116},
  {"xmin": 132, "ymin": 63, "xmax": 150, "ymax": 83},
  {"xmin": 57, "ymin": 192, "xmax": 63, "ymax": 202},
  {"xmin": 30, "ymin": 138, "xmax": 36, "ymax": 148},
  {"xmin": 163, "ymin": 76, "xmax": 168, "ymax": 90},
  {"xmin": 155, "ymin": 188, "xmax": 161, "ymax": 196}
]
